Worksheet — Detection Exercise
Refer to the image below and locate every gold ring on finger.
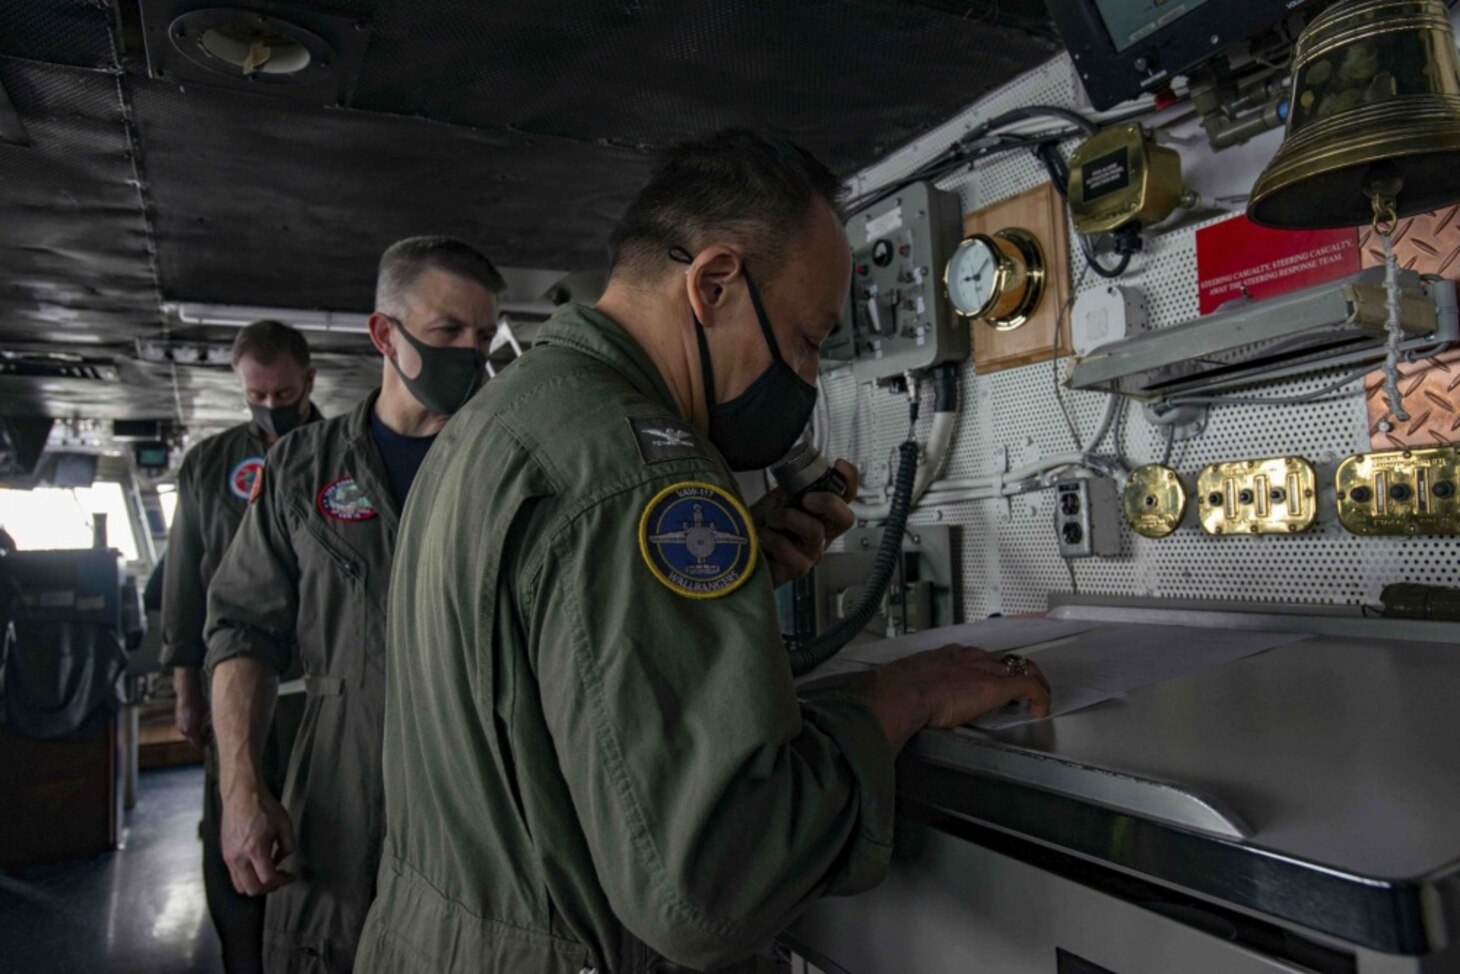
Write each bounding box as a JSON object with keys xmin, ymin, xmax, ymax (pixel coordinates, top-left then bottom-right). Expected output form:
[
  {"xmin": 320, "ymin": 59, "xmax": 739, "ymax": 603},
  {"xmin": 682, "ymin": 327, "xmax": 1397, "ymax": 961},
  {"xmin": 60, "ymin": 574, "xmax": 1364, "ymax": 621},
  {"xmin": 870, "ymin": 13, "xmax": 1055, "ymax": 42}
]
[{"xmin": 1002, "ymin": 654, "xmax": 1030, "ymax": 677}]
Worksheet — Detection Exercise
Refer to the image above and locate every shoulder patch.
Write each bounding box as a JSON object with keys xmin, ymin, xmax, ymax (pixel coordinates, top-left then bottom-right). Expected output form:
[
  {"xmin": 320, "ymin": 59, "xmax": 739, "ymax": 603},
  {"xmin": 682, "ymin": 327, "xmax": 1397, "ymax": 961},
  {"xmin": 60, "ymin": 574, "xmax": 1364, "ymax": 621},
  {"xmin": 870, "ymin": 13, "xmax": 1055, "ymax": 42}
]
[
  {"xmin": 317, "ymin": 476, "xmax": 379, "ymax": 522},
  {"xmin": 638, "ymin": 481, "xmax": 758, "ymax": 599},
  {"xmin": 629, "ymin": 417, "xmax": 705, "ymax": 465},
  {"xmin": 229, "ymin": 456, "xmax": 265, "ymax": 501}
]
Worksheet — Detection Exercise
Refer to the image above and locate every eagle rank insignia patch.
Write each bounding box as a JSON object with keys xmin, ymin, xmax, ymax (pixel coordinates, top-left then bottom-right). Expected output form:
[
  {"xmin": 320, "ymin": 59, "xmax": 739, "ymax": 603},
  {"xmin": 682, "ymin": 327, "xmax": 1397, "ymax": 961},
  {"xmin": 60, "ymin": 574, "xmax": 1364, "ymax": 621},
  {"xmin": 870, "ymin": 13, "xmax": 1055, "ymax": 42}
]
[
  {"xmin": 639, "ymin": 481, "xmax": 758, "ymax": 599},
  {"xmin": 630, "ymin": 417, "xmax": 705, "ymax": 465}
]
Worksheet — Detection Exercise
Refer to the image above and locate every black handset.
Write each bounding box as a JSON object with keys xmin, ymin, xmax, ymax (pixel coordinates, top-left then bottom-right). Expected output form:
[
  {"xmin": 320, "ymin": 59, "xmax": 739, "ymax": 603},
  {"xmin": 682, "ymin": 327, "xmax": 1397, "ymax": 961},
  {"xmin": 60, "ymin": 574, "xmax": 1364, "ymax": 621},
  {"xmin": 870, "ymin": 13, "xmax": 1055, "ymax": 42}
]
[{"xmin": 770, "ymin": 443, "xmax": 848, "ymax": 511}]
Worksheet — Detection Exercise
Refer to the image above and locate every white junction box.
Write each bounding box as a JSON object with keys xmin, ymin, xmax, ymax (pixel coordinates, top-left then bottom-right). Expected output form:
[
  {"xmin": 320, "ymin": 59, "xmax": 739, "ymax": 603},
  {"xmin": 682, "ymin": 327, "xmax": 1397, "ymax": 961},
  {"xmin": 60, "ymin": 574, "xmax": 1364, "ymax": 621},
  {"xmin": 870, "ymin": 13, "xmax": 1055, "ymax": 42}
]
[{"xmin": 1071, "ymin": 285, "xmax": 1149, "ymax": 358}]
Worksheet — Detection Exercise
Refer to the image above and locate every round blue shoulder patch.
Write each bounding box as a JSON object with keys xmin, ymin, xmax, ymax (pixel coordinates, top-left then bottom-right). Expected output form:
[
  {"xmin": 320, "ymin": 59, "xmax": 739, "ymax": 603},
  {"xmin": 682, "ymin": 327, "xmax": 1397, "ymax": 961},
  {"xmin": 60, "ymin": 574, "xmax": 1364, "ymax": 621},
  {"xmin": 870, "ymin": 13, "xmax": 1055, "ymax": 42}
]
[
  {"xmin": 228, "ymin": 456, "xmax": 265, "ymax": 501},
  {"xmin": 638, "ymin": 481, "xmax": 758, "ymax": 600}
]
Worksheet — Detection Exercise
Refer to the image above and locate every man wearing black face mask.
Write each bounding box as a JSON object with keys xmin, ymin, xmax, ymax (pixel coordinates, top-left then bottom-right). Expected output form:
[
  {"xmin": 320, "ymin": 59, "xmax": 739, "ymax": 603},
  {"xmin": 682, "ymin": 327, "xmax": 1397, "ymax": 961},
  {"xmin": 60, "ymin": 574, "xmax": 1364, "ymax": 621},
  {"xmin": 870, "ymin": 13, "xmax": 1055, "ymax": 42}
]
[
  {"xmin": 203, "ymin": 236, "xmax": 504, "ymax": 974},
  {"xmin": 357, "ymin": 132, "xmax": 1050, "ymax": 974},
  {"xmin": 163, "ymin": 318, "xmax": 319, "ymax": 974}
]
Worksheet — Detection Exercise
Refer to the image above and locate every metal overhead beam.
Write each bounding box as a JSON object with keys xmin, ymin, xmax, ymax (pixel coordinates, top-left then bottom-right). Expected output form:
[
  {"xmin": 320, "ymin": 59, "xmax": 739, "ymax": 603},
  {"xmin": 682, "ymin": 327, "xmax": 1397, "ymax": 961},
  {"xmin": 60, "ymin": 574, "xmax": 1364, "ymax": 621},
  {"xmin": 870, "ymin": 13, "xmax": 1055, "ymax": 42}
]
[{"xmin": 1067, "ymin": 267, "xmax": 1449, "ymax": 398}]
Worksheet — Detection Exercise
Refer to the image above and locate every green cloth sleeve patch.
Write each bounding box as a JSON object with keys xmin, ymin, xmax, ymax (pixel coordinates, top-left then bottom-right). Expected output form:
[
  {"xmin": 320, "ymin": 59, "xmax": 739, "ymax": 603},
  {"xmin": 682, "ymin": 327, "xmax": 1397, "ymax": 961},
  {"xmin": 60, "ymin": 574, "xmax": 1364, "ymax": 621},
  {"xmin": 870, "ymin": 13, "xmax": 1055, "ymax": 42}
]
[{"xmin": 629, "ymin": 417, "xmax": 706, "ymax": 465}]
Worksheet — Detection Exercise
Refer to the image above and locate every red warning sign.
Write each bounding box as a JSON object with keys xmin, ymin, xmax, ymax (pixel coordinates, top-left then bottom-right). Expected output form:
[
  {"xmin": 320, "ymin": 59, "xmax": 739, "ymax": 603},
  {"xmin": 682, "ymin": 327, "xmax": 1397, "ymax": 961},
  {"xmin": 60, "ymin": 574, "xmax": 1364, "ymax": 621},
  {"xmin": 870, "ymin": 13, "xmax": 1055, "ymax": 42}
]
[{"xmin": 1196, "ymin": 214, "xmax": 1359, "ymax": 316}]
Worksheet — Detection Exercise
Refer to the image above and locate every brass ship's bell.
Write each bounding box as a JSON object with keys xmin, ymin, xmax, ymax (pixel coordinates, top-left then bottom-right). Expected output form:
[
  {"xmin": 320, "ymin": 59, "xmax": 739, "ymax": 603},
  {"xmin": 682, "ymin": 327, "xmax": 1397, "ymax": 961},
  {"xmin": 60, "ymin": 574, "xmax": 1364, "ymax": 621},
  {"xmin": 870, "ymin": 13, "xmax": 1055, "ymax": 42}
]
[{"xmin": 1248, "ymin": 0, "xmax": 1460, "ymax": 229}]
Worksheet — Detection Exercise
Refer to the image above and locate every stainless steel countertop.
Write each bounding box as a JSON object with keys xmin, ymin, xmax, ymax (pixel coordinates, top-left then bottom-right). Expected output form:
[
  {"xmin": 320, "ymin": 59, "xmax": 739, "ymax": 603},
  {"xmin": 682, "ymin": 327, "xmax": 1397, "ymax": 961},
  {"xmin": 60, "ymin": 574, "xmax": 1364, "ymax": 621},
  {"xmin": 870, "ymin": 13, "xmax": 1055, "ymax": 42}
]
[{"xmin": 889, "ymin": 599, "xmax": 1460, "ymax": 954}]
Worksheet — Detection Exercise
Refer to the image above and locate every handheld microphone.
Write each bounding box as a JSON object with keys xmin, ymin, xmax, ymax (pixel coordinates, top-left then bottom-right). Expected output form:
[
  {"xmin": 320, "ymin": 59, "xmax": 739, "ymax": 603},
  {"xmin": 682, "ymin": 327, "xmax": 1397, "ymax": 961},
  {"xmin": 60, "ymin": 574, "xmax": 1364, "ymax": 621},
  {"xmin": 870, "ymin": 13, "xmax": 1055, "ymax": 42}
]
[{"xmin": 770, "ymin": 443, "xmax": 848, "ymax": 511}]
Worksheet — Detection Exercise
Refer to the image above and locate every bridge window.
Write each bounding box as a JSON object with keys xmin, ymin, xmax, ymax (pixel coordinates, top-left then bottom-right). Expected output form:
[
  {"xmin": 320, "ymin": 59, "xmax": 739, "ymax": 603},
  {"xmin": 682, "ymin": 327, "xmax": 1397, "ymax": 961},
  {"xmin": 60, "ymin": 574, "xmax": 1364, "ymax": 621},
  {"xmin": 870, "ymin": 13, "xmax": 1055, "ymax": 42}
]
[{"xmin": 0, "ymin": 482, "xmax": 141, "ymax": 562}]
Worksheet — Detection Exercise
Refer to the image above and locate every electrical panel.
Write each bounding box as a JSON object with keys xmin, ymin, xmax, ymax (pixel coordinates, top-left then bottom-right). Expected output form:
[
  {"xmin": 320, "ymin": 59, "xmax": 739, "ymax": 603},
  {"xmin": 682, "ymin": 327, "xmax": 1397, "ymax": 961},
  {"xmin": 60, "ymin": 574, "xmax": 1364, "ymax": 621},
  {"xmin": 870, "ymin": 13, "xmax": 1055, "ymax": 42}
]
[
  {"xmin": 828, "ymin": 181, "xmax": 968, "ymax": 383},
  {"xmin": 1197, "ymin": 457, "xmax": 1322, "ymax": 536},
  {"xmin": 1055, "ymin": 478, "xmax": 1120, "ymax": 558},
  {"xmin": 1336, "ymin": 447, "xmax": 1460, "ymax": 536},
  {"xmin": 823, "ymin": 51, "xmax": 1460, "ymax": 615}
]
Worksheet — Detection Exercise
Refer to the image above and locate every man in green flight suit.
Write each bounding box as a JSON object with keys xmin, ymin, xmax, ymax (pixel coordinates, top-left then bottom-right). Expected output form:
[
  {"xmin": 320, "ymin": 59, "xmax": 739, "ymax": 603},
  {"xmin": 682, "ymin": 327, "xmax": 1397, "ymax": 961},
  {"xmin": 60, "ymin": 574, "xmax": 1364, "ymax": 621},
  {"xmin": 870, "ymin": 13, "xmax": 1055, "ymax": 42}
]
[
  {"xmin": 204, "ymin": 237, "xmax": 506, "ymax": 973},
  {"xmin": 357, "ymin": 131, "xmax": 1052, "ymax": 974},
  {"xmin": 162, "ymin": 318, "xmax": 320, "ymax": 974}
]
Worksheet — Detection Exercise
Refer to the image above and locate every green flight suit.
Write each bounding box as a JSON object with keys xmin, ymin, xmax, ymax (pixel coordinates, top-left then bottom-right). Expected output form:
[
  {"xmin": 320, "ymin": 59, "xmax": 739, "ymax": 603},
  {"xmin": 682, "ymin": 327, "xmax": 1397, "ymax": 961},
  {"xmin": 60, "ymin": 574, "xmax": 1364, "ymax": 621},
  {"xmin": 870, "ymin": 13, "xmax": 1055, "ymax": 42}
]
[
  {"xmin": 162, "ymin": 421, "xmax": 270, "ymax": 673},
  {"xmin": 356, "ymin": 306, "xmax": 896, "ymax": 974},
  {"xmin": 205, "ymin": 392, "xmax": 402, "ymax": 974},
  {"xmin": 163, "ymin": 418, "xmax": 312, "ymax": 973}
]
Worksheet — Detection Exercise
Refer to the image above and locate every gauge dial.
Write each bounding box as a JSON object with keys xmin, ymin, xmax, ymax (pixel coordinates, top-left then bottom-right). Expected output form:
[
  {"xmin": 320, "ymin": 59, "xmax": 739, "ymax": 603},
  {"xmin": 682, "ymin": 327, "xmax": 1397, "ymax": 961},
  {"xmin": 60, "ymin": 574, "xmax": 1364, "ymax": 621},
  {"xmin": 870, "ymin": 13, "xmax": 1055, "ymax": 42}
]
[
  {"xmin": 945, "ymin": 236, "xmax": 1000, "ymax": 318},
  {"xmin": 870, "ymin": 238, "xmax": 895, "ymax": 267}
]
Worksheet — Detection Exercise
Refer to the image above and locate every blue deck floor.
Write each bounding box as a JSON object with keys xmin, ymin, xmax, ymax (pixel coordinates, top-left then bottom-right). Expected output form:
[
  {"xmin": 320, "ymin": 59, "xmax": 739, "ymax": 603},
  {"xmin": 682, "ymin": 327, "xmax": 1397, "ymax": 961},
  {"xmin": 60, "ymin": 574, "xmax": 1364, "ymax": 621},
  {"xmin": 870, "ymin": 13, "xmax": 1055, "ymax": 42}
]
[{"xmin": 0, "ymin": 765, "xmax": 224, "ymax": 974}]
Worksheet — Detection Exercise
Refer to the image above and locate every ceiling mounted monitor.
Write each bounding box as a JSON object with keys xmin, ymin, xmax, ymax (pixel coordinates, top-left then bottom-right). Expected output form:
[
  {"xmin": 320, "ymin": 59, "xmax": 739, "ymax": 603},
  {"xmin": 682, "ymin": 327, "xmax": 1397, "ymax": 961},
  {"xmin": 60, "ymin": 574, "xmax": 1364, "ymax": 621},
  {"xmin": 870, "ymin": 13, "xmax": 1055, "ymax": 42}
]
[{"xmin": 1048, "ymin": 0, "xmax": 1322, "ymax": 110}]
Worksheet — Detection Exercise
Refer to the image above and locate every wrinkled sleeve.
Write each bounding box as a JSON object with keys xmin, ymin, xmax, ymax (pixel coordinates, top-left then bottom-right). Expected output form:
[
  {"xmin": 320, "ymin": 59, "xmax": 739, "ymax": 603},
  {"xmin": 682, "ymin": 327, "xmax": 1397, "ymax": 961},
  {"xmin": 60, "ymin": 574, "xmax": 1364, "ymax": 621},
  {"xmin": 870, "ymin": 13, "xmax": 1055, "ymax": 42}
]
[
  {"xmin": 203, "ymin": 444, "xmax": 298, "ymax": 678},
  {"xmin": 529, "ymin": 472, "xmax": 896, "ymax": 970},
  {"xmin": 160, "ymin": 451, "xmax": 207, "ymax": 669}
]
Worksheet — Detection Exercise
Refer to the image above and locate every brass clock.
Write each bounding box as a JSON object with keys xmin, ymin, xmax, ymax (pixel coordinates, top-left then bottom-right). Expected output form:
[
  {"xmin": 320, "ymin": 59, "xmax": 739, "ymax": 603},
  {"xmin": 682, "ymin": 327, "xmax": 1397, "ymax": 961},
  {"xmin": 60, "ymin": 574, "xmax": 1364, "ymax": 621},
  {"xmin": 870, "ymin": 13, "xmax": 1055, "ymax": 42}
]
[{"xmin": 943, "ymin": 228, "xmax": 1046, "ymax": 331}]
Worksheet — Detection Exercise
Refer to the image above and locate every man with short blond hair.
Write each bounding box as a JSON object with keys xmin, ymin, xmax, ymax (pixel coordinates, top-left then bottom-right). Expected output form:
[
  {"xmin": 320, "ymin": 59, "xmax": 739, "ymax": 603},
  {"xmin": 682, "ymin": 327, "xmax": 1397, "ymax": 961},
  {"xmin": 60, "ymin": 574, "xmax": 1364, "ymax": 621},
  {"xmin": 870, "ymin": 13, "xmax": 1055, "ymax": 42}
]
[
  {"xmin": 205, "ymin": 236, "xmax": 505, "ymax": 973},
  {"xmin": 162, "ymin": 318, "xmax": 319, "ymax": 974}
]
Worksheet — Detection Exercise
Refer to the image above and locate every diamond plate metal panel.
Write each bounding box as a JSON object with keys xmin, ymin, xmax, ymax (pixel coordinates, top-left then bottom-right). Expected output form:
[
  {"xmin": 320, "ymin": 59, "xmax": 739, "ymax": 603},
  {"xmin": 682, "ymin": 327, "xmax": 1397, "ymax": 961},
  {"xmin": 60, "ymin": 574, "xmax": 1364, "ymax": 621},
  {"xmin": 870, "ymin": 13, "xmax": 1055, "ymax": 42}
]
[
  {"xmin": 1364, "ymin": 350, "xmax": 1460, "ymax": 450},
  {"xmin": 1360, "ymin": 209, "xmax": 1460, "ymax": 449},
  {"xmin": 1359, "ymin": 206, "xmax": 1460, "ymax": 277}
]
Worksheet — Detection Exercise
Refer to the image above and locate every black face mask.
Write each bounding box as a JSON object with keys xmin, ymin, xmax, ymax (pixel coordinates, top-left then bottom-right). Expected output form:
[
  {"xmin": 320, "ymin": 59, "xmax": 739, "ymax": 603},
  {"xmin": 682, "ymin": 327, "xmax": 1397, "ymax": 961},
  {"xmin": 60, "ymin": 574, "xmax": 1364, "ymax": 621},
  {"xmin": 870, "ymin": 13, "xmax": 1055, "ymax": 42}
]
[
  {"xmin": 387, "ymin": 316, "xmax": 486, "ymax": 416},
  {"xmin": 671, "ymin": 248, "xmax": 817, "ymax": 471},
  {"xmin": 249, "ymin": 399, "xmax": 308, "ymax": 439}
]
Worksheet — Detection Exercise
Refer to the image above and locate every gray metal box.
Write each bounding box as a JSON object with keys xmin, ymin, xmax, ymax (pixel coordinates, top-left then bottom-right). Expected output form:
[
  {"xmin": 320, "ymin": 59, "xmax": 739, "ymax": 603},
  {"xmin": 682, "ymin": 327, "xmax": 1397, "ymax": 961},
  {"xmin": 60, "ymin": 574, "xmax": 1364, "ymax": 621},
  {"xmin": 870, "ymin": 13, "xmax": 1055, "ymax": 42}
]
[
  {"xmin": 833, "ymin": 181, "xmax": 968, "ymax": 383},
  {"xmin": 1056, "ymin": 477, "xmax": 1120, "ymax": 558}
]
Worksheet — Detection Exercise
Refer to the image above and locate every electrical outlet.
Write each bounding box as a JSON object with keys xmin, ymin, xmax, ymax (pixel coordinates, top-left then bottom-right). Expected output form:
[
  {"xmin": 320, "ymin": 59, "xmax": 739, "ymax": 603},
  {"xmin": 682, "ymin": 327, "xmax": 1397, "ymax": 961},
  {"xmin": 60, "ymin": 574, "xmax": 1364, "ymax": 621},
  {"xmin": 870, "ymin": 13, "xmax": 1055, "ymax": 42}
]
[
  {"xmin": 1055, "ymin": 478, "xmax": 1120, "ymax": 558},
  {"xmin": 1121, "ymin": 464, "xmax": 1189, "ymax": 538},
  {"xmin": 1336, "ymin": 446, "xmax": 1460, "ymax": 536},
  {"xmin": 1197, "ymin": 457, "xmax": 1320, "ymax": 536}
]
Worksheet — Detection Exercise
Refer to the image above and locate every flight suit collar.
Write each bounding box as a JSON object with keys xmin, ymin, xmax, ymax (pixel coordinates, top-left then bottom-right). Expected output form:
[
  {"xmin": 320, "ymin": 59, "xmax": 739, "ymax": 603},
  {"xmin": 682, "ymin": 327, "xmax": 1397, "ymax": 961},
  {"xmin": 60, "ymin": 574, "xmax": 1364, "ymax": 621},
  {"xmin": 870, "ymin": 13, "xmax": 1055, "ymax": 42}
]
[
  {"xmin": 342, "ymin": 388, "xmax": 401, "ymax": 528},
  {"xmin": 534, "ymin": 304, "xmax": 682, "ymax": 418}
]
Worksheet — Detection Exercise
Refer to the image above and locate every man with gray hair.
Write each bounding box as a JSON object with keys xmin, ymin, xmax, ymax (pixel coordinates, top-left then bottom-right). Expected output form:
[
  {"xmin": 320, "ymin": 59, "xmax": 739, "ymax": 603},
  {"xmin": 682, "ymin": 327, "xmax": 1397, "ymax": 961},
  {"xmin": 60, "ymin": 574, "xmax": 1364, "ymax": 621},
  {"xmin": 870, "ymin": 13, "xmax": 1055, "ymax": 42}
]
[
  {"xmin": 204, "ymin": 236, "xmax": 504, "ymax": 972},
  {"xmin": 358, "ymin": 132, "xmax": 1048, "ymax": 973}
]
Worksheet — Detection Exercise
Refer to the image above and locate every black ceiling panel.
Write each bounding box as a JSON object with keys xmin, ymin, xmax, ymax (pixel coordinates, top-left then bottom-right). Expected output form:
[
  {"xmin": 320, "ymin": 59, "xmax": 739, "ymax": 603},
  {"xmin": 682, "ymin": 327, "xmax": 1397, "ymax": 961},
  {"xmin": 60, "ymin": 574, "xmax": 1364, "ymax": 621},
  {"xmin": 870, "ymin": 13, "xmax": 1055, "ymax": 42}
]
[
  {"xmin": 0, "ymin": 0, "xmax": 118, "ymax": 70},
  {"xmin": 0, "ymin": 0, "xmax": 1062, "ymax": 434},
  {"xmin": 0, "ymin": 57, "xmax": 160, "ymax": 346},
  {"xmin": 130, "ymin": 76, "xmax": 654, "ymax": 304},
  {"xmin": 0, "ymin": 350, "xmax": 379, "ymax": 426},
  {"xmin": 351, "ymin": 0, "xmax": 1061, "ymax": 173}
]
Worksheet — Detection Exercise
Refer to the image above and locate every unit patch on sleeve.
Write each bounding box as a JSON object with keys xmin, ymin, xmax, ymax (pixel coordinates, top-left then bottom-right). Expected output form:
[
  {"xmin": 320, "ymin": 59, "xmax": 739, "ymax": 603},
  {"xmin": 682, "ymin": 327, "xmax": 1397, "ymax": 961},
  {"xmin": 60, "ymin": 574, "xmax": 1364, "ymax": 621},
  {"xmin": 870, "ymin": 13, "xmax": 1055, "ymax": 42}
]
[
  {"xmin": 638, "ymin": 481, "xmax": 758, "ymax": 599},
  {"xmin": 317, "ymin": 476, "xmax": 378, "ymax": 522},
  {"xmin": 229, "ymin": 457, "xmax": 265, "ymax": 501},
  {"xmin": 629, "ymin": 417, "xmax": 705, "ymax": 465}
]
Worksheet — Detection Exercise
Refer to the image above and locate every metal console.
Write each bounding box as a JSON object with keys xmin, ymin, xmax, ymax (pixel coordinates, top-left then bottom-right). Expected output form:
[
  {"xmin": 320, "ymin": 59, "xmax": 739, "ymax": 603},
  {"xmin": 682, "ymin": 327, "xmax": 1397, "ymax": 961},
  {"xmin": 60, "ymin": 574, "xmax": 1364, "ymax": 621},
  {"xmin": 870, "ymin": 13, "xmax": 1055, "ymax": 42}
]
[{"xmin": 789, "ymin": 597, "xmax": 1460, "ymax": 973}]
